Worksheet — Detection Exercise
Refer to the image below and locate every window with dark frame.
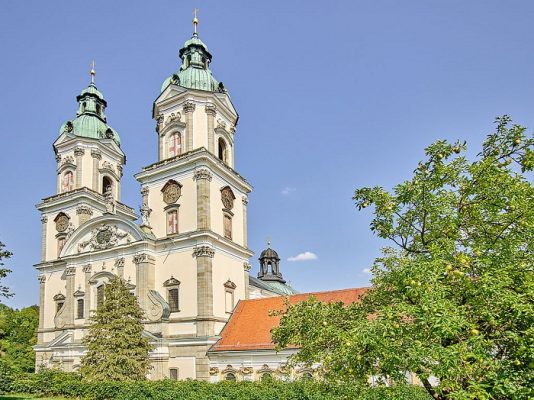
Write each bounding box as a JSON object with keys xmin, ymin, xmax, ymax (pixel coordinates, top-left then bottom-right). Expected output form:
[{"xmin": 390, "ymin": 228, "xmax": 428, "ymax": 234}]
[
  {"xmin": 97, "ymin": 285, "xmax": 105, "ymax": 309},
  {"xmin": 56, "ymin": 302, "xmax": 64, "ymax": 313},
  {"xmin": 169, "ymin": 368, "xmax": 178, "ymax": 380},
  {"xmin": 168, "ymin": 288, "xmax": 179, "ymax": 312},
  {"xmin": 77, "ymin": 299, "xmax": 84, "ymax": 319}
]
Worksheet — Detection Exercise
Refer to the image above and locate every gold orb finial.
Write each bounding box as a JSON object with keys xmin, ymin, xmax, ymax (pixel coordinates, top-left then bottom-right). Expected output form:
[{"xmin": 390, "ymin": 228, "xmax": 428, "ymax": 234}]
[{"xmin": 90, "ymin": 60, "xmax": 96, "ymax": 84}]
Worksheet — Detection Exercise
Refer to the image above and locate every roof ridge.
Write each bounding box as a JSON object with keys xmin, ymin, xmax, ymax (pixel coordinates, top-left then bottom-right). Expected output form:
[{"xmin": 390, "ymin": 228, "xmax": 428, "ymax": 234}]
[{"xmin": 239, "ymin": 287, "xmax": 369, "ymax": 304}]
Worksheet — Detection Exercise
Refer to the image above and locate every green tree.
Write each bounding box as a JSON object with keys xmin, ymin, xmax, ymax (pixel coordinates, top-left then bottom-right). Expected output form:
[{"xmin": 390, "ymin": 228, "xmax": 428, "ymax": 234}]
[
  {"xmin": 0, "ymin": 241, "xmax": 13, "ymax": 301},
  {"xmin": 0, "ymin": 304, "xmax": 39, "ymax": 372},
  {"xmin": 273, "ymin": 116, "xmax": 534, "ymax": 400},
  {"xmin": 81, "ymin": 276, "xmax": 152, "ymax": 381}
]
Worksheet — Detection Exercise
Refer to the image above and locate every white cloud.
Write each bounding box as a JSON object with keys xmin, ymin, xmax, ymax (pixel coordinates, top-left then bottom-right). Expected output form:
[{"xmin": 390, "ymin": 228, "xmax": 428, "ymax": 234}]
[
  {"xmin": 362, "ymin": 268, "xmax": 372, "ymax": 274},
  {"xmin": 281, "ymin": 187, "xmax": 296, "ymax": 195},
  {"xmin": 287, "ymin": 251, "xmax": 318, "ymax": 262}
]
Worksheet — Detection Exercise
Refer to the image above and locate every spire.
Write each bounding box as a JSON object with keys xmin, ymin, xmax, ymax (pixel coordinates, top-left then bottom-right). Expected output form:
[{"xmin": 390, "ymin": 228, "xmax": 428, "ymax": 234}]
[
  {"xmin": 90, "ymin": 60, "xmax": 96, "ymax": 84},
  {"xmin": 193, "ymin": 8, "xmax": 199, "ymax": 35},
  {"xmin": 160, "ymin": 13, "xmax": 223, "ymax": 93}
]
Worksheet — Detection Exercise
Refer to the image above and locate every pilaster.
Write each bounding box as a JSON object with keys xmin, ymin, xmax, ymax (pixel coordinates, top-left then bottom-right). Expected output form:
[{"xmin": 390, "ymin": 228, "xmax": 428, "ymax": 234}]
[
  {"xmin": 205, "ymin": 104, "xmax": 216, "ymax": 154},
  {"xmin": 184, "ymin": 102, "xmax": 196, "ymax": 152},
  {"xmin": 83, "ymin": 264, "xmax": 92, "ymax": 318},
  {"xmin": 242, "ymin": 196, "xmax": 248, "ymax": 248},
  {"xmin": 91, "ymin": 150, "xmax": 101, "ymax": 191},
  {"xmin": 76, "ymin": 205, "xmax": 93, "ymax": 225},
  {"xmin": 37, "ymin": 275, "xmax": 46, "ymax": 343},
  {"xmin": 64, "ymin": 266, "xmax": 76, "ymax": 328},
  {"xmin": 193, "ymin": 246, "xmax": 215, "ymax": 337},
  {"xmin": 115, "ymin": 258, "xmax": 125, "ymax": 279},
  {"xmin": 193, "ymin": 169, "xmax": 212, "ymax": 230},
  {"xmin": 133, "ymin": 253, "xmax": 156, "ymax": 317},
  {"xmin": 74, "ymin": 148, "xmax": 85, "ymax": 189},
  {"xmin": 243, "ymin": 262, "xmax": 251, "ymax": 300},
  {"xmin": 40, "ymin": 215, "xmax": 48, "ymax": 262}
]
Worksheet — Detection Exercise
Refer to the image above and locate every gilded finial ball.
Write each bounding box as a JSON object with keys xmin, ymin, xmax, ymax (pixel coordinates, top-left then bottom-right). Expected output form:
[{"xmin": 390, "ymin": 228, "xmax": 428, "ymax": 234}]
[{"xmin": 90, "ymin": 69, "xmax": 96, "ymax": 76}]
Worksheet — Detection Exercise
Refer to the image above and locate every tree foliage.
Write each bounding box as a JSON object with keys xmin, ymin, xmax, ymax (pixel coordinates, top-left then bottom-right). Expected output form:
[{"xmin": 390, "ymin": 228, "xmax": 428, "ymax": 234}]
[
  {"xmin": 0, "ymin": 304, "xmax": 38, "ymax": 373},
  {"xmin": 0, "ymin": 241, "xmax": 13, "ymax": 301},
  {"xmin": 273, "ymin": 116, "xmax": 534, "ymax": 400},
  {"xmin": 80, "ymin": 277, "xmax": 152, "ymax": 381}
]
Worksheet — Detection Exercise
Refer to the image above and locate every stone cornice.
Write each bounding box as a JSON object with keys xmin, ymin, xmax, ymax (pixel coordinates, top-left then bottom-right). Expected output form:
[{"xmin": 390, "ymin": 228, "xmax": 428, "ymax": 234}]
[
  {"xmin": 37, "ymin": 187, "xmax": 136, "ymax": 218},
  {"xmin": 136, "ymin": 148, "xmax": 252, "ymax": 193}
]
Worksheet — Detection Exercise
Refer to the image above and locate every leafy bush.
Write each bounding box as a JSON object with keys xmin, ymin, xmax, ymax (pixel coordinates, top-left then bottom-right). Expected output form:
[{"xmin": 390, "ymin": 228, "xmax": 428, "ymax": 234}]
[
  {"xmin": 6, "ymin": 370, "xmax": 431, "ymax": 399},
  {"xmin": 0, "ymin": 360, "xmax": 14, "ymax": 394}
]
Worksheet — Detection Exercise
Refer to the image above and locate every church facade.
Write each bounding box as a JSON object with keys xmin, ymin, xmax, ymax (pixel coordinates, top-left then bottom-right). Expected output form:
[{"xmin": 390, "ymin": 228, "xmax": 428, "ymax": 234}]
[{"xmin": 33, "ymin": 18, "xmax": 305, "ymax": 381}]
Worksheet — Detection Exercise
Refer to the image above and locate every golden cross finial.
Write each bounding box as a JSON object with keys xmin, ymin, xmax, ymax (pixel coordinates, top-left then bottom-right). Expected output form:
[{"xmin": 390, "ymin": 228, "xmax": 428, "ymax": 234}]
[
  {"xmin": 90, "ymin": 60, "xmax": 96, "ymax": 84},
  {"xmin": 193, "ymin": 8, "xmax": 199, "ymax": 34}
]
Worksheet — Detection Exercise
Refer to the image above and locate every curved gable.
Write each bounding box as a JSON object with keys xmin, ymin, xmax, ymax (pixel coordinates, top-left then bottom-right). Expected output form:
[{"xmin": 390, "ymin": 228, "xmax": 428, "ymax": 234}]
[{"xmin": 61, "ymin": 215, "xmax": 145, "ymax": 257}]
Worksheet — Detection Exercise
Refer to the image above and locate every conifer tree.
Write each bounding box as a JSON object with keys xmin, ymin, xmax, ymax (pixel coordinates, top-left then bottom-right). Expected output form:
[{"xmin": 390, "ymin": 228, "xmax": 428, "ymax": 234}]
[{"xmin": 80, "ymin": 276, "xmax": 152, "ymax": 381}]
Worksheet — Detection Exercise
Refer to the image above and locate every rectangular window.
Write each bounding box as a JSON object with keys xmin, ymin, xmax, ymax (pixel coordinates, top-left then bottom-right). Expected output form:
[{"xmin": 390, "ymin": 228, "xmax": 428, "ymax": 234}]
[
  {"xmin": 168, "ymin": 288, "xmax": 179, "ymax": 312},
  {"xmin": 97, "ymin": 285, "xmax": 105, "ymax": 309},
  {"xmin": 167, "ymin": 210, "xmax": 178, "ymax": 235},
  {"xmin": 168, "ymin": 133, "xmax": 182, "ymax": 158},
  {"xmin": 63, "ymin": 171, "xmax": 74, "ymax": 192},
  {"xmin": 77, "ymin": 299, "xmax": 84, "ymax": 319},
  {"xmin": 224, "ymin": 215, "xmax": 232, "ymax": 239},
  {"xmin": 169, "ymin": 368, "xmax": 179, "ymax": 380},
  {"xmin": 225, "ymin": 290, "xmax": 234, "ymax": 313},
  {"xmin": 56, "ymin": 302, "xmax": 64, "ymax": 313}
]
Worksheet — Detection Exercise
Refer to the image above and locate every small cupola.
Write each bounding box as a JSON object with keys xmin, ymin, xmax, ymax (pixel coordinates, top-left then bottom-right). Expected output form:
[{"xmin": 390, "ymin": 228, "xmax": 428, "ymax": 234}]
[{"xmin": 258, "ymin": 241, "xmax": 286, "ymax": 283}]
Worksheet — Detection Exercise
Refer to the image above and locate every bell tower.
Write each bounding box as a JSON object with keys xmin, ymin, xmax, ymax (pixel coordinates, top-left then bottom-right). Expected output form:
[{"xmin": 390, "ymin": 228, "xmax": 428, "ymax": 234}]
[
  {"xmin": 37, "ymin": 66, "xmax": 136, "ymax": 263},
  {"xmin": 134, "ymin": 14, "xmax": 252, "ymax": 378}
]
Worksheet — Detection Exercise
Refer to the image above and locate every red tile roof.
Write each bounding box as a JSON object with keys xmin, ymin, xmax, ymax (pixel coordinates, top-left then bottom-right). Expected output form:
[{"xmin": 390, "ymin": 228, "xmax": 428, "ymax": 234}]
[{"xmin": 210, "ymin": 287, "xmax": 368, "ymax": 352}]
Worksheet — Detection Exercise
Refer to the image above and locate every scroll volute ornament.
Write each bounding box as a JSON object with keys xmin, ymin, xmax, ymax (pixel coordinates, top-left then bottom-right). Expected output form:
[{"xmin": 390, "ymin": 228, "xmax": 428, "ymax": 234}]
[
  {"xmin": 221, "ymin": 186, "xmax": 236, "ymax": 210},
  {"xmin": 54, "ymin": 213, "xmax": 70, "ymax": 233},
  {"xmin": 162, "ymin": 180, "xmax": 182, "ymax": 205}
]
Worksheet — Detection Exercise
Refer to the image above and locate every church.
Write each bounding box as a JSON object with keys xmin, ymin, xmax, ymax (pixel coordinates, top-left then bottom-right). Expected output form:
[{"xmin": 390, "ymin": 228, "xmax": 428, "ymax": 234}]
[{"xmin": 34, "ymin": 14, "xmax": 365, "ymax": 381}]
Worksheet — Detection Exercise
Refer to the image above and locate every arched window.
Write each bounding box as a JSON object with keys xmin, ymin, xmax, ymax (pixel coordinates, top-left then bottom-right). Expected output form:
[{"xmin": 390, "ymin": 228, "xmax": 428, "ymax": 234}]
[
  {"xmin": 168, "ymin": 133, "xmax": 182, "ymax": 158},
  {"xmin": 225, "ymin": 373, "xmax": 236, "ymax": 381},
  {"xmin": 77, "ymin": 299, "xmax": 84, "ymax": 319},
  {"xmin": 168, "ymin": 288, "xmax": 179, "ymax": 312},
  {"xmin": 96, "ymin": 284, "xmax": 105, "ymax": 309},
  {"xmin": 62, "ymin": 171, "xmax": 74, "ymax": 192},
  {"xmin": 218, "ymin": 138, "xmax": 227, "ymax": 163},
  {"xmin": 167, "ymin": 209, "xmax": 178, "ymax": 235},
  {"xmin": 102, "ymin": 176, "xmax": 112, "ymax": 195}
]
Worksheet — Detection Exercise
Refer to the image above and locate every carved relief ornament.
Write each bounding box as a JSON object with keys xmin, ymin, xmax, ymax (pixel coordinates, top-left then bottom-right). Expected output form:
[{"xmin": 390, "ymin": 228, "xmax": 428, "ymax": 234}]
[
  {"xmin": 221, "ymin": 186, "xmax": 236, "ymax": 210},
  {"xmin": 161, "ymin": 180, "xmax": 182, "ymax": 204},
  {"xmin": 54, "ymin": 213, "xmax": 70, "ymax": 233},
  {"xmin": 77, "ymin": 224, "xmax": 131, "ymax": 253},
  {"xmin": 192, "ymin": 246, "xmax": 215, "ymax": 258},
  {"xmin": 193, "ymin": 169, "xmax": 212, "ymax": 181}
]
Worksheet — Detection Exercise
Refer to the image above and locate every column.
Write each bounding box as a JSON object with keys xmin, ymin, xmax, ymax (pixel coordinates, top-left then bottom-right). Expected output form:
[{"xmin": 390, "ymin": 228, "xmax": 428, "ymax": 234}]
[
  {"xmin": 37, "ymin": 275, "xmax": 46, "ymax": 343},
  {"xmin": 156, "ymin": 114, "xmax": 164, "ymax": 160},
  {"xmin": 133, "ymin": 253, "xmax": 156, "ymax": 316},
  {"xmin": 83, "ymin": 264, "xmax": 92, "ymax": 318},
  {"xmin": 183, "ymin": 102, "xmax": 196, "ymax": 152},
  {"xmin": 205, "ymin": 104, "xmax": 216, "ymax": 154},
  {"xmin": 193, "ymin": 246, "xmax": 215, "ymax": 337},
  {"xmin": 242, "ymin": 196, "xmax": 249, "ymax": 248},
  {"xmin": 115, "ymin": 258, "xmax": 125, "ymax": 279},
  {"xmin": 116, "ymin": 164, "xmax": 123, "ymax": 202},
  {"xmin": 243, "ymin": 262, "xmax": 251, "ymax": 300},
  {"xmin": 40, "ymin": 215, "xmax": 48, "ymax": 262},
  {"xmin": 74, "ymin": 148, "xmax": 85, "ymax": 189},
  {"xmin": 194, "ymin": 169, "xmax": 212, "ymax": 231},
  {"xmin": 76, "ymin": 205, "xmax": 93, "ymax": 225},
  {"xmin": 64, "ymin": 266, "xmax": 76, "ymax": 328},
  {"xmin": 90, "ymin": 150, "xmax": 101, "ymax": 192}
]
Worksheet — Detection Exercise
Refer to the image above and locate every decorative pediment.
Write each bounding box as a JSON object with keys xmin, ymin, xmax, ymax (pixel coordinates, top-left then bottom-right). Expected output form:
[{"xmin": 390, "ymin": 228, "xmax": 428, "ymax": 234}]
[
  {"xmin": 163, "ymin": 276, "xmax": 181, "ymax": 287},
  {"xmin": 61, "ymin": 216, "xmax": 145, "ymax": 257},
  {"xmin": 88, "ymin": 271, "xmax": 116, "ymax": 285},
  {"xmin": 222, "ymin": 364, "xmax": 238, "ymax": 374},
  {"xmin": 258, "ymin": 364, "xmax": 274, "ymax": 374},
  {"xmin": 73, "ymin": 289, "xmax": 85, "ymax": 297},
  {"xmin": 53, "ymin": 293, "xmax": 66, "ymax": 301},
  {"xmin": 224, "ymin": 279, "xmax": 236, "ymax": 290}
]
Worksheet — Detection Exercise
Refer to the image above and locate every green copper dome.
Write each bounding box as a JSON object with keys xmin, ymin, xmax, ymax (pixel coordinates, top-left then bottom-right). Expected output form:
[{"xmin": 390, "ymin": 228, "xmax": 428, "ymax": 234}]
[
  {"xmin": 161, "ymin": 32, "xmax": 223, "ymax": 93},
  {"xmin": 59, "ymin": 82, "xmax": 120, "ymax": 145}
]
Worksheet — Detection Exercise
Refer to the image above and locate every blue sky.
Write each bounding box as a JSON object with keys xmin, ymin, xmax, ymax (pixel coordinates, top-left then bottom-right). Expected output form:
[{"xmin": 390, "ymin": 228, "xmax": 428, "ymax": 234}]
[{"xmin": 1, "ymin": 1, "xmax": 534, "ymax": 308}]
